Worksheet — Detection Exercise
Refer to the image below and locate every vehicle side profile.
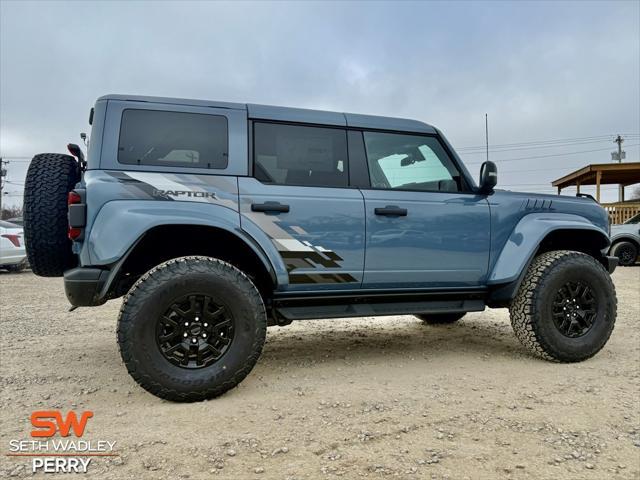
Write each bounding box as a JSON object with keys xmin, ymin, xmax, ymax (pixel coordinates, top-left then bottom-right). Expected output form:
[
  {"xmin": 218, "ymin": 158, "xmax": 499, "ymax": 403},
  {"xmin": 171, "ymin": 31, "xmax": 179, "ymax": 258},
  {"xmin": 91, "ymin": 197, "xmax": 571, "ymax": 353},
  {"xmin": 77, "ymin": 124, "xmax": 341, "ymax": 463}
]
[
  {"xmin": 608, "ymin": 213, "xmax": 640, "ymax": 266},
  {"xmin": 23, "ymin": 94, "xmax": 618, "ymax": 401},
  {"xmin": 0, "ymin": 220, "xmax": 27, "ymax": 272}
]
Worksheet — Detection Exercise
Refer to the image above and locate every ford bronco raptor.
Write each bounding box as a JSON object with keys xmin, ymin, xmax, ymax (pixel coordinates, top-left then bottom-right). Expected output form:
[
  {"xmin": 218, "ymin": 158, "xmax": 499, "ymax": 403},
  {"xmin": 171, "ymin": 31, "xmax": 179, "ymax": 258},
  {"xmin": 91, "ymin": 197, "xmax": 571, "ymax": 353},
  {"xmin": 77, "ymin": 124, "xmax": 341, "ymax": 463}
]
[
  {"xmin": 23, "ymin": 95, "xmax": 618, "ymax": 402},
  {"xmin": 608, "ymin": 213, "xmax": 640, "ymax": 266}
]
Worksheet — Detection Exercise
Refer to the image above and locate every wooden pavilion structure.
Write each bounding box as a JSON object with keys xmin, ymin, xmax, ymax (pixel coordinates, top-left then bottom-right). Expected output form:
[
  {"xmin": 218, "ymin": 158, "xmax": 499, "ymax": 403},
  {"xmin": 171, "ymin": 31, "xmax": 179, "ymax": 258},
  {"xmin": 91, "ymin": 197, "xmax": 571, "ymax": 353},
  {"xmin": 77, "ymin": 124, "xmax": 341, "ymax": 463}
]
[{"xmin": 552, "ymin": 162, "xmax": 640, "ymax": 224}]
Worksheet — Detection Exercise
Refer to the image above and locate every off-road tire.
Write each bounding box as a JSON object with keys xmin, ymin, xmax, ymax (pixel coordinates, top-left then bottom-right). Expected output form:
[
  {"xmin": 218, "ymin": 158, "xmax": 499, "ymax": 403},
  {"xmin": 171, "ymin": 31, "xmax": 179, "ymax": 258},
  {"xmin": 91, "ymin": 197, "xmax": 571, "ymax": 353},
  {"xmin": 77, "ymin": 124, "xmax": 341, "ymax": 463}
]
[
  {"xmin": 117, "ymin": 256, "xmax": 267, "ymax": 402},
  {"xmin": 509, "ymin": 250, "xmax": 616, "ymax": 362},
  {"xmin": 610, "ymin": 241, "xmax": 637, "ymax": 267},
  {"xmin": 416, "ymin": 312, "xmax": 465, "ymax": 324},
  {"xmin": 23, "ymin": 153, "xmax": 80, "ymax": 277}
]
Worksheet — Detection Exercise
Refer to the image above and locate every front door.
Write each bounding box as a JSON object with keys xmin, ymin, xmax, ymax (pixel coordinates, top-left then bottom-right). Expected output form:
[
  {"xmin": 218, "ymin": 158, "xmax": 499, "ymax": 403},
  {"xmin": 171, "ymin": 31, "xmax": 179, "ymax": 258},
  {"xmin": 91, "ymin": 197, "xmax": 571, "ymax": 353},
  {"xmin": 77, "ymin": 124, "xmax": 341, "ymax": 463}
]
[
  {"xmin": 239, "ymin": 122, "xmax": 365, "ymax": 291},
  {"xmin": 359, "ymin": 131, "xmax": 490, "ymax": 289}
]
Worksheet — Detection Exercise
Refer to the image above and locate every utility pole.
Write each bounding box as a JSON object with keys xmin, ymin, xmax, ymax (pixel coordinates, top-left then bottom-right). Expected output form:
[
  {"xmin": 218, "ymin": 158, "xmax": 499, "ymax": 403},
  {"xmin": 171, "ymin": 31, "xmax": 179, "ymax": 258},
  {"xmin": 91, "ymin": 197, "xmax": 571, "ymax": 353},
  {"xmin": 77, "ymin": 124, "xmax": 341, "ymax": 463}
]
[
  {"xmin": 0, "ymin": 158, "xmax": 6, "ymax": 215},
  {"xmin": 612, "ymin": 135, "xmax": 625, "ymax": 201}
]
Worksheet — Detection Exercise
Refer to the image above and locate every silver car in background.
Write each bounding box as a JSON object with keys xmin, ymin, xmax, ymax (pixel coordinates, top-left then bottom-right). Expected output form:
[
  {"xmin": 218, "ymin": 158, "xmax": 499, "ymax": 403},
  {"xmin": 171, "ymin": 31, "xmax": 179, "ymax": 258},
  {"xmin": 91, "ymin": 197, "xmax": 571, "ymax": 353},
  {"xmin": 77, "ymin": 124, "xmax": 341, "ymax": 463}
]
[
  {"xmin": 0, "ymin": 220, "xmax": 27, "ymax": 272},
  {"xmin": 609, "ymin": 213, "xmax": 640, "ymax": 266}
]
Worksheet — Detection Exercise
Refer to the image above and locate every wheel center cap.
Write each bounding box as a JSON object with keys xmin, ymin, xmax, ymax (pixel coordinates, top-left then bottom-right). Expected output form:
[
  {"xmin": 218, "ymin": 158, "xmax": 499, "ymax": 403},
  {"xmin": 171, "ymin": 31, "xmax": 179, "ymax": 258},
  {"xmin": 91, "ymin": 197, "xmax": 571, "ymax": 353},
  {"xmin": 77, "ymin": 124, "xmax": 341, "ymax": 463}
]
[{"xmin": 189, "ymin": 324, "xmax": 202, "ymax": 335}]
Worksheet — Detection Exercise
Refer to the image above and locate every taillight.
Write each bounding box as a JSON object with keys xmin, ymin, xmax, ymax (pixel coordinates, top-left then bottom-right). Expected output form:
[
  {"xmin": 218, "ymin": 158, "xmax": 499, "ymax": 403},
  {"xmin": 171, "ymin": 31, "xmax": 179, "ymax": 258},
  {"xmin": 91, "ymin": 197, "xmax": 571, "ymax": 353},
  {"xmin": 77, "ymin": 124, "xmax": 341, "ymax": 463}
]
[
  {"xmin": 68, "ymin": 191, "xmax": 83, "ymax": 240},
  {"xmin": 68, "ymin": 191, "xmax": 82, "ymax": 205},
  {"xmin": 68, "ymin": 227, "xmax": 82, "ymax": 240},
  {"xmin": 1, "ymin": 234, "xmax": 21, "ymax": 247}
]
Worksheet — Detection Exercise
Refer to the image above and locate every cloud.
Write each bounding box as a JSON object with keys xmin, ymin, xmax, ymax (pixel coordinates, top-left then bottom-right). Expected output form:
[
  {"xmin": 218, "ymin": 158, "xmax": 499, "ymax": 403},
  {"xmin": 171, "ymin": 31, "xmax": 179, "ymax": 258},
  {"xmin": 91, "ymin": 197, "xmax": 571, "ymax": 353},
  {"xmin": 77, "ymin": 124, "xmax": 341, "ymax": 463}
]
[{"xmin": 1, "ymin": 0, "xmax": 638, "ymax": 206}]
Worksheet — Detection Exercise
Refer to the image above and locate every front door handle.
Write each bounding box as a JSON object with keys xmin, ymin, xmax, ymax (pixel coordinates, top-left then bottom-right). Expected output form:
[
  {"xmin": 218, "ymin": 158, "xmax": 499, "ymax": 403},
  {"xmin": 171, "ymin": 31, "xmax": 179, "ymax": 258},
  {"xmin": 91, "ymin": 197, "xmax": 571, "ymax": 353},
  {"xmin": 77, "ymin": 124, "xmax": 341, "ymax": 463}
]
[
  {"xmin": 251, "ymin": 202, "xmax": 290, "ymax": 213},
  {"xmin": 374, "ymin": 205, "xmax": 407, "ymax": 217}
]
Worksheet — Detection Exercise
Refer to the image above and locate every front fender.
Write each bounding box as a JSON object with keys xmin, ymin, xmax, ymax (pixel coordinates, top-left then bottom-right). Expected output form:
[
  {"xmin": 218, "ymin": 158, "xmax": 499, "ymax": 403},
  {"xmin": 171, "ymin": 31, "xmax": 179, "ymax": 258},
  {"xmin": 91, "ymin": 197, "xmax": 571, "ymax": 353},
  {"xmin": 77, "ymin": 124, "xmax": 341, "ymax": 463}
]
[
  {"xmin": 85, "ymin": 200, "xmax": 288, "ymax": 286},
  {"xmin": 488, "ymin": 213, "xmax": 610, "ymax": 285},
  {"xmin": 610, "ymin": 231, "xmax": 640, "ymax": 245}
]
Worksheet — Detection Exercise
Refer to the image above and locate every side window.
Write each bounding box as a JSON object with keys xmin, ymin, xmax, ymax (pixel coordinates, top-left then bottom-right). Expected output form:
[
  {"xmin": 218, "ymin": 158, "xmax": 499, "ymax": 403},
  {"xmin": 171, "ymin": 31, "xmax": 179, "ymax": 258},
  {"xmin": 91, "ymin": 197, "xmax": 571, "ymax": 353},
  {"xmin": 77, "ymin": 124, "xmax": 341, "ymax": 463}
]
[
  {"xmin": 254, "ymin": 123, "xmax": 348, "ymax": 188},
  {"xmin": 118, "ymin": 109, "xmax": 228, "ymax": 169},
  {"xmin": 363, "ymin": 132, "xmax": 462, "ymax": 192}
]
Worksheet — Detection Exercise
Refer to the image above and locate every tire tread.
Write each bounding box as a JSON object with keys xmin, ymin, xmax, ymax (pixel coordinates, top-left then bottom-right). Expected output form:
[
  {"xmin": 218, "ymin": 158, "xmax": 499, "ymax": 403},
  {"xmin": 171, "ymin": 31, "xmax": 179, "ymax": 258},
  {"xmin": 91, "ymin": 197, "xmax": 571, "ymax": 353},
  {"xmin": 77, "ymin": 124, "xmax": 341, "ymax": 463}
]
[
  {"xmin": 509, "ymin": 250, "xmax": 617, "ymax": 362},
  {"xmin": 117, "ymin": 256, "xmax": 266, "ymax": 402},
  {"xmin": 23, "ymin": 153, "xmax": 79, "ymax": 277}
]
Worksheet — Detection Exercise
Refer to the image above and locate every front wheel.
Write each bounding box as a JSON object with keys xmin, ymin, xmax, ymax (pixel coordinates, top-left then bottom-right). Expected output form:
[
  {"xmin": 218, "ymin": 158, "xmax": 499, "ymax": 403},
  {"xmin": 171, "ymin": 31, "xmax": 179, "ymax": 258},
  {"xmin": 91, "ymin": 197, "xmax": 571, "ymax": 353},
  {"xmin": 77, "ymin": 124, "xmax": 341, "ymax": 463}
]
[
  {"xmin": 509, "ymin": 250, "xmax": 616, "ymax": 362},
  {"xmin": 610, "ymin": 241, "xmax": 637, "ymax": 266},
  {"xmin": 117, "ymin": 256, "xmax": 267, "ymax": 402}
]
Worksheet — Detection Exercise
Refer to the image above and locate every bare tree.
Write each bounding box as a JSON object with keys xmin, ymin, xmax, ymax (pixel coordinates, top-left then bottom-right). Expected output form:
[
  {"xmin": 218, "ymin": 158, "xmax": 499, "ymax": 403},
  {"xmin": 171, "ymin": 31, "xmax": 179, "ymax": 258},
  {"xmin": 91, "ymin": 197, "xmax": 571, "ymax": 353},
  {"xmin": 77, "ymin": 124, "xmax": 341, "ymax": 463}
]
[{"xmin": 1, "ymin": 205, "xmax": 22, "ymax": 220}]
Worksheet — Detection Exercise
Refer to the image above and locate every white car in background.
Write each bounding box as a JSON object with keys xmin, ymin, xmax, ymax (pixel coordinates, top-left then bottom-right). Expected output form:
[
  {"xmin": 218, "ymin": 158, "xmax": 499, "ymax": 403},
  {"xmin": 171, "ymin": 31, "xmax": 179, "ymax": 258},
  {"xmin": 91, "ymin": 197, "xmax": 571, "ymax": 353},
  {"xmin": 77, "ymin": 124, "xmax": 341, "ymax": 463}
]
[
  {"xmin": 609, "ymin": 213, "xmax": 640, "ymax": 267},
  {"xmin": 0, "ymin": 220, "xmax": 28, "ymax": 272}
]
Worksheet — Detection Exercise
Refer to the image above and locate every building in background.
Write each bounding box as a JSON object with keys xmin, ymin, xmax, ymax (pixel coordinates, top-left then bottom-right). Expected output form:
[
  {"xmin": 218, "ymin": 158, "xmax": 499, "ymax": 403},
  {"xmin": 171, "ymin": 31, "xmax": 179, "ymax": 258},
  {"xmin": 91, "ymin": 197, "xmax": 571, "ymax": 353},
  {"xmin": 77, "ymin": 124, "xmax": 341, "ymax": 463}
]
[{"xmin": 552, "ymin": 162, "xmax": 640, "ymax": 224}]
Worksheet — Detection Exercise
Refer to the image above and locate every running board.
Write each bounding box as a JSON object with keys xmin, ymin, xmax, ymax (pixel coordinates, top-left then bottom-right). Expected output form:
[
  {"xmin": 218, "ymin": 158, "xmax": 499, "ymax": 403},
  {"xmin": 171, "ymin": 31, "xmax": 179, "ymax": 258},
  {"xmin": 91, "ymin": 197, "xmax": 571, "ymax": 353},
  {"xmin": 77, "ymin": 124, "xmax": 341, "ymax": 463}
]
[{"xmin": 274, "ymin": 299, "xmax": 485, "ymax": 321}]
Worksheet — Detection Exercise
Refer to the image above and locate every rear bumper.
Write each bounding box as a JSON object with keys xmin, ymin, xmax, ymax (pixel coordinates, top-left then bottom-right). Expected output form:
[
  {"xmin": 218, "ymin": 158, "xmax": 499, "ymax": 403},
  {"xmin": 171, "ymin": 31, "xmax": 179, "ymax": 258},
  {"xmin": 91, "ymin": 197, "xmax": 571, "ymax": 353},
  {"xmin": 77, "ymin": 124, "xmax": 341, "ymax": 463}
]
[
  {"xmin": 0, "ymin": 249, "xmax": 27, "ymax": 266},
  {"xmin": 64, "ymin": 267, "xmax": 109, "ymax": 307},
  {"xmin": 604, "ymin": 255, "xmax": 618, "ymax": 274}
]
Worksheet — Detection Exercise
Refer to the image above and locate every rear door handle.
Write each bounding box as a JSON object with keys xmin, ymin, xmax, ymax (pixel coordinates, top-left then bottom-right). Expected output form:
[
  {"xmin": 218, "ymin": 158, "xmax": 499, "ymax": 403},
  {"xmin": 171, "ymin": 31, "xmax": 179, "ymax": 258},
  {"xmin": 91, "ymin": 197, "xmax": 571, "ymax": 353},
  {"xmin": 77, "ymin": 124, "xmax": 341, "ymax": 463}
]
[
  {"xmin": 251, "ymin": 202, "xmax": 290, "ymax": 213},
  {"xmin": 374, "ymin": 205, "xmax": 407, "ymax": 217}
]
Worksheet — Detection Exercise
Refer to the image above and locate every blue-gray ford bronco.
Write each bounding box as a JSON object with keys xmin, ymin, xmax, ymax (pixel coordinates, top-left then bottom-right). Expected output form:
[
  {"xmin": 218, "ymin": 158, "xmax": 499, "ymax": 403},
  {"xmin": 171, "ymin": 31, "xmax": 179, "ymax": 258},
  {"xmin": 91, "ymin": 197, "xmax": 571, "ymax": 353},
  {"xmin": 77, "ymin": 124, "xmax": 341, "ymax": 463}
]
[
  {"xmin": 23, "ymin": 94, "xmax": 618, "ymax": 402},
  {"xmin": 609, "ymin": 213, "xmax": 640, "ymax": 266}
]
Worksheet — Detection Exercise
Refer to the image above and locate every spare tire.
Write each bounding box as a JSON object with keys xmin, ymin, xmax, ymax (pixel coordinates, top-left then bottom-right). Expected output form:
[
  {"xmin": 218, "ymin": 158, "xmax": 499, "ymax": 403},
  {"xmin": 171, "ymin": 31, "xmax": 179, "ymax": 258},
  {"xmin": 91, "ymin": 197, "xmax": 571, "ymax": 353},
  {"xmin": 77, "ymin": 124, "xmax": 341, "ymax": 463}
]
[{"xmin": 23, "ymin": 153, "xmax": 80, "ymax": 277}]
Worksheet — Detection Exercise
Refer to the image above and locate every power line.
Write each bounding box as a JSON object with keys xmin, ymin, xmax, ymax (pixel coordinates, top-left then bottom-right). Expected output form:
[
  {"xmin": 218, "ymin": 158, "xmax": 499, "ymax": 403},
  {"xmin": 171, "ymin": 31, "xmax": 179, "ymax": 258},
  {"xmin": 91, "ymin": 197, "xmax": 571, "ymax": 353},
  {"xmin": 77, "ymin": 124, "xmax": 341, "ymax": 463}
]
[
  {"xmin": 458, "ymin": 138, "xmax": 622, "ymax": 154},
  {"xmin": 465, "ymin": 143, "xmax": 640, "ymax": 165},
  {"xmin": 457, "ymin": 134, "xmax": 639, "ymax": 151}
]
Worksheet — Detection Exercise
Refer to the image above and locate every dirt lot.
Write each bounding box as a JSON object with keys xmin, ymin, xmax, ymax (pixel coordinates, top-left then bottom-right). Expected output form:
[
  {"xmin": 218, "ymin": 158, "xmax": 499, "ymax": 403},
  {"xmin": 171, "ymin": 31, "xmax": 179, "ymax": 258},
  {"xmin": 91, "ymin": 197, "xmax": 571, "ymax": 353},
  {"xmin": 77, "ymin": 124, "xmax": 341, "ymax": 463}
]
[{"xmin": 1, "ymin": 267, "xmax": 638, "ymax": 480}]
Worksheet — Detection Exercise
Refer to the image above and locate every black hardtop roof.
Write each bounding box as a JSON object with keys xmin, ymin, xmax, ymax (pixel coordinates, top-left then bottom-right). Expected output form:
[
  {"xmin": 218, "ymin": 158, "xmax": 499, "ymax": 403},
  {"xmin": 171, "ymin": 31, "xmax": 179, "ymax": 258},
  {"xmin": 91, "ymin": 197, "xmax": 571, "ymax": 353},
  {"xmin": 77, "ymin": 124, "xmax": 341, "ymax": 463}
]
[{"xmin": 98, "ymin": 94, "xmax": 437, "ymax": 134}]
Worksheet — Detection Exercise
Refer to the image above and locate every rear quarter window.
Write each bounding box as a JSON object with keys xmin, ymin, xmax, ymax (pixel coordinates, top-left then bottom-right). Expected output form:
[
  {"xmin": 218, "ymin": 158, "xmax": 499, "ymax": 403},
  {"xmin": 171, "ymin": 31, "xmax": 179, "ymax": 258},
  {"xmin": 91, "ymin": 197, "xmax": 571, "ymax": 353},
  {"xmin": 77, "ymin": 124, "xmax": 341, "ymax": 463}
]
[
  {"xmin": 253, "ymin": 122, "xmax": 348, "ymax": 188},
  {"xmin": 118, "ymin": 109, "xmax": 228, "ymax": 169}
]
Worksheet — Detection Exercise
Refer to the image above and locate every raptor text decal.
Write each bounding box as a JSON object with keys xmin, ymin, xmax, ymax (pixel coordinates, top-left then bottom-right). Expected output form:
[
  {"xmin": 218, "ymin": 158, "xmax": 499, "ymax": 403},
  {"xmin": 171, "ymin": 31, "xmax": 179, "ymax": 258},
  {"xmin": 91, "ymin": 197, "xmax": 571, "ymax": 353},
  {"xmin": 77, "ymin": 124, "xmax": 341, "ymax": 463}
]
[{"xmin": 152, "ymin": 189, "xmax": 217, "ymax": 199}]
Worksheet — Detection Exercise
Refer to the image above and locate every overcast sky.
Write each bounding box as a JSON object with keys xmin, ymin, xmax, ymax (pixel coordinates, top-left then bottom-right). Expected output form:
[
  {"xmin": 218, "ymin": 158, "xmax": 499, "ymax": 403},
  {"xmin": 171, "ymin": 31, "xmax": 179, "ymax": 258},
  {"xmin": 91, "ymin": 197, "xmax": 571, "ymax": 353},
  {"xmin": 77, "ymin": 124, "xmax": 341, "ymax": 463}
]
[{"xmin": 1, "ymin": 0, "xmax": 639, "ymax": 207}]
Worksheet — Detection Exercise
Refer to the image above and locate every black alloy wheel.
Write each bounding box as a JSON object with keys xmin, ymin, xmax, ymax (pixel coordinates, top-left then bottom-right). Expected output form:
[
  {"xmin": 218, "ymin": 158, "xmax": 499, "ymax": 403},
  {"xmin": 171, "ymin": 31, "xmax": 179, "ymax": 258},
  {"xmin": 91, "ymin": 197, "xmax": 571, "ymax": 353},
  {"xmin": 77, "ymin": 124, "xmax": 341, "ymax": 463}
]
[
  {"xmin": 117, "ymin": 256, "xmax": 267, "ymax": 402},
  {"xmin": 617, "ymin": 243, "xmax": 636, "ymax": 265},
  {"xmin": 157, "ymin": 294, "xmax": 234, "ymax": 369},
  {"xmin": 551, "ymin": 281, "xmax": 597, "ymax": 338},
  {"xmin": 509, "ymin": 250, "xmax": 617, "ymax": 362}
]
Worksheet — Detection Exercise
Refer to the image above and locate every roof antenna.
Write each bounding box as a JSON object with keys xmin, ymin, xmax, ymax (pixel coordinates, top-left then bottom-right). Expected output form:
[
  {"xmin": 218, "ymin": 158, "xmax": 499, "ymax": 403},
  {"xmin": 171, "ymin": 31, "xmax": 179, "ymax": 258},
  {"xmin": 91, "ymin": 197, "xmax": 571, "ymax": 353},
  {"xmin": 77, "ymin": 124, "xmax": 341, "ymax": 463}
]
[{"xmin": 485, "ymin": 113, "xmax": 489, "ymax": 162}]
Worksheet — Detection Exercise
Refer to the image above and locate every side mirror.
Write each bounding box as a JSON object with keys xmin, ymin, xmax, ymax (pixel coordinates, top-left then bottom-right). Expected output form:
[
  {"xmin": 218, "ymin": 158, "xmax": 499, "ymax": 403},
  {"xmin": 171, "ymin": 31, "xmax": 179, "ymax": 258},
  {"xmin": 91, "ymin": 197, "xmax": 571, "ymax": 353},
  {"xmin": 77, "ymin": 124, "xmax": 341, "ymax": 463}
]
[{"xmin": 479, "ymin": 161, "xmax": 497, "ymax": 193}]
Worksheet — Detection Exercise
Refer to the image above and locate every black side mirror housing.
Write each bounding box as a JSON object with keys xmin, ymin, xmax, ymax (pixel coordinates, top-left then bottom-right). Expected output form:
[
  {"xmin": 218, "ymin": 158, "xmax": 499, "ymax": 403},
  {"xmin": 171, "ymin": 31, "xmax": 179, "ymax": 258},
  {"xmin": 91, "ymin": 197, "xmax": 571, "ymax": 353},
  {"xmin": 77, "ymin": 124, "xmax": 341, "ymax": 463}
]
[{"xmin": 479, "ymin": 161, "xmax": 497, "ymax": 193}]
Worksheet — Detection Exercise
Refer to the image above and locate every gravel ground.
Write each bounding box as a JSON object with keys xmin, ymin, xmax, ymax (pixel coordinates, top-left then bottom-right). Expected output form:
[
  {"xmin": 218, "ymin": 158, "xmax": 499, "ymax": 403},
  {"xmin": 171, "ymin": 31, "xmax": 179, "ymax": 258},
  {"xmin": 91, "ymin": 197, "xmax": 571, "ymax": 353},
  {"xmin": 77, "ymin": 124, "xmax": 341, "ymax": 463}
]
[{"xmin": 1, "ymin": 267, "xmax": 638, "ymax": 479}]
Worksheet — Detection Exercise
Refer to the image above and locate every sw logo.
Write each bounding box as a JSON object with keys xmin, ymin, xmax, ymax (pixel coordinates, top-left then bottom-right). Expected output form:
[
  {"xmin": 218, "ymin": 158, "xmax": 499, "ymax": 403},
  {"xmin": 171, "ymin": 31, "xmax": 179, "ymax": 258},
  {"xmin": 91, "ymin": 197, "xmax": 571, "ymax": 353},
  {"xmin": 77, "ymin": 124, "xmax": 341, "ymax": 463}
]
[
  {"xmin": 8, "ymin": 410, "xmax": 115, "ymax": 474},
  {"xmin": 31, "ymin": 410, "xmax": 93, "ymax": 438},
  {"xmin": 28, "ymin": 410, "xmax": 95, "ymax": 473}
]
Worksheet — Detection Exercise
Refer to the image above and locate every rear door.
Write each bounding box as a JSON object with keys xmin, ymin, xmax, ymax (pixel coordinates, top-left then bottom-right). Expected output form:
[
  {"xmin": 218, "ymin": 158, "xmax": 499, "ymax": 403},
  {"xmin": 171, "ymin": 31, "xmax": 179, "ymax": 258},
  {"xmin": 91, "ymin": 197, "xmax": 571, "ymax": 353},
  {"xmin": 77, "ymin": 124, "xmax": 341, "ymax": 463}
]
[
  {"xmin": 239, "ymin": 122, "xmax": 365, "ymax": 291},
  {"xmin": 359, "ymin": 131, "xmax": 491, "ymax": 288}
]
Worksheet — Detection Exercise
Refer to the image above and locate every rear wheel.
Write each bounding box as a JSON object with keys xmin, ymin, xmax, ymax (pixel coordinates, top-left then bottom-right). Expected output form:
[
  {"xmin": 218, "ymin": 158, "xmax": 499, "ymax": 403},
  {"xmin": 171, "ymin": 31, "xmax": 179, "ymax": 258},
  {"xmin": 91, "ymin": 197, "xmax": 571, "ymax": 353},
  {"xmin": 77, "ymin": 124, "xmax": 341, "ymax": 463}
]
[
  {"xmin": 510, "ymin": 250, "xmax": 616, "ymax": 362},
  {"xmin": 610, "ymin": 241, "xmax": 637, "ymax": 266},
  {"xmin": 23, "ymin": 153, "xmax": 80, "ymax": 277},
  {"xmin": 117, "ymin": 256, "xmax": 267, "ymax": 402},
  {"xmin": 416, "ymin": 312, "xmax": 465, "ymax": 324}
]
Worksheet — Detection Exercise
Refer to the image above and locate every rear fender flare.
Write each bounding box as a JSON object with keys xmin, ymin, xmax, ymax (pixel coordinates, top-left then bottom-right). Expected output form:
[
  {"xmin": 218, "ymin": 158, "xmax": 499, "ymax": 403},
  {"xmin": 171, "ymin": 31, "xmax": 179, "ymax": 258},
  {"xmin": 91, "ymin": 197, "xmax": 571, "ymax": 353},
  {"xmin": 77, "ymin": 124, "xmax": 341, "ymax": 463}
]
[{"xmin": 86, "ymin": 200, "xmax": 288, "ymax": 286}]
